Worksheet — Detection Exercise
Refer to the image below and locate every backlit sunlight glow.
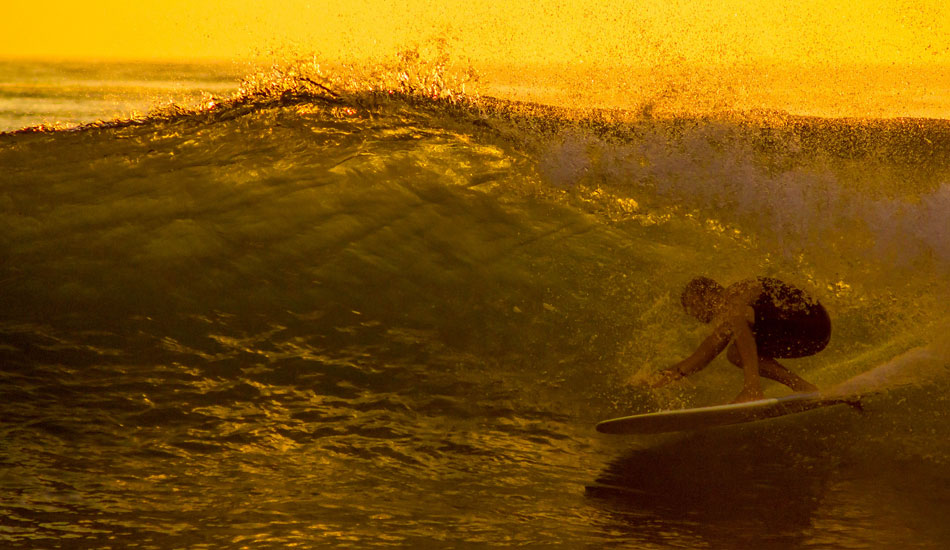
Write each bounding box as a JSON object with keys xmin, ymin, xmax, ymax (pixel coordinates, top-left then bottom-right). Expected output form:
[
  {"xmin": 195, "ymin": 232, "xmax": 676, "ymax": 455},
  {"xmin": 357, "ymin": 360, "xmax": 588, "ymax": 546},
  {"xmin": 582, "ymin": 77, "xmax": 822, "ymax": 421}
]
[
  {"xmin": 2, "ymin": 1, "xmax": 948, "ymax": 117},
  {"xmin": 3, "ymin": 1, "xmax": 946, "ymax": 65}
]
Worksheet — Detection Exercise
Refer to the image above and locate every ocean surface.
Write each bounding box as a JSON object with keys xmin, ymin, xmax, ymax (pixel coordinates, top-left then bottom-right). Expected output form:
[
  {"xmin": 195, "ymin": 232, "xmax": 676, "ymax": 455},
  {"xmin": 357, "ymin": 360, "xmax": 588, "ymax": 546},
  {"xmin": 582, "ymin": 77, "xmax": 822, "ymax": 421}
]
[
  {"xmin": 1, "ymin": 59, "xmax": 949, "ymax": 549},
  {"xmin": 0, "ymin": 60, "xmax": 243, "ymax": 132}
]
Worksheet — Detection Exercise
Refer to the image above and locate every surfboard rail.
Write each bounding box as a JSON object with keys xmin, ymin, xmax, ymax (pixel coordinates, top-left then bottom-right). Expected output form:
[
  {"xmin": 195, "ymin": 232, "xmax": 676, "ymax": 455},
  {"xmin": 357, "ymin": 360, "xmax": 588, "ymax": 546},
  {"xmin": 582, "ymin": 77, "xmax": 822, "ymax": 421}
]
[{"xmin": 596, "ymin": 391, "xmax": 859, "ymax": 434}]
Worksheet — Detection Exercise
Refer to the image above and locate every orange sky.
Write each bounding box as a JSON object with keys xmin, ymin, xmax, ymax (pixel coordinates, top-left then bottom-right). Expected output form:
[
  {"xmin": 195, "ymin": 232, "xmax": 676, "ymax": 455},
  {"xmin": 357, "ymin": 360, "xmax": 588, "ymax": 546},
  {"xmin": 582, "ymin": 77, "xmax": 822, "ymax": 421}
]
[{"xmin": 2, "ymin": 1, "xmax": 947, "ymax": 66}]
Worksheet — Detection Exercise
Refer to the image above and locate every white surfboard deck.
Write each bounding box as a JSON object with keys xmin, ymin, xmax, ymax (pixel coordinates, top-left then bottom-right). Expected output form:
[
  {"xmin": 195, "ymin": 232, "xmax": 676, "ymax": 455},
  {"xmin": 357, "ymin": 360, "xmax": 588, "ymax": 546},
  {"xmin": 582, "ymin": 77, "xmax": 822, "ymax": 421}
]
[{"xmin": 596, "ymin": 391, "xmax": 861, "ymax": 435}]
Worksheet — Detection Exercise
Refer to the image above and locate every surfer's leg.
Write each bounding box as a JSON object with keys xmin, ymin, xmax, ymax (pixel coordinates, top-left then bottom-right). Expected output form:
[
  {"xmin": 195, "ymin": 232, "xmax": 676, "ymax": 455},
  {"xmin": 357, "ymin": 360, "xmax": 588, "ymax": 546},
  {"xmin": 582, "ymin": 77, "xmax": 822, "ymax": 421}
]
[
  {"xmin": 758, "ymin": 358, "xmax": 819, "ymax": 392},
  {"xmin": 727, "ymin": 344, "xmax": 818, "ymax": 392}
]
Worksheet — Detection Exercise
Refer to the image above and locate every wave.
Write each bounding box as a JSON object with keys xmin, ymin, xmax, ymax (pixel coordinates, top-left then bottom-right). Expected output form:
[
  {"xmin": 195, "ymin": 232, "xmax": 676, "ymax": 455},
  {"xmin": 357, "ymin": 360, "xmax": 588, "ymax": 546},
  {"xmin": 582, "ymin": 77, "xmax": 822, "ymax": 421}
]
[{"xmin": 2, "ymin": 59, "xmax": 948, "ymax": 390}]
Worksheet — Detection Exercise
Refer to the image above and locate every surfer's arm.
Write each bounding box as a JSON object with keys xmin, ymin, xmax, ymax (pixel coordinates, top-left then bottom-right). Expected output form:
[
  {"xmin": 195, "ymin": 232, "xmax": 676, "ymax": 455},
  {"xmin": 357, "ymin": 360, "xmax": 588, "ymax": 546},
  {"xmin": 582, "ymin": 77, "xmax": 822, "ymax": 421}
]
[{"xmin": 650, "ymin": 324, "xmax": 732, "ymax": 387}]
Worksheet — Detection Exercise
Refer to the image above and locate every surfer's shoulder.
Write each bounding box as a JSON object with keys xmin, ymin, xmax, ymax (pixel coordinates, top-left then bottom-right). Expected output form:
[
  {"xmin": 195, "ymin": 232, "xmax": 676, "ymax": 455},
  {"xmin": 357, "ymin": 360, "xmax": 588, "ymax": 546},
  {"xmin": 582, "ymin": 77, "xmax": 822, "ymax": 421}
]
[
  {"xmin": 714, "ymin": 278, "xmax": 759, "ymax": 325},
  {"xmin": 724, "ymin": 278, "xmax": 764, "ymax": 305}
]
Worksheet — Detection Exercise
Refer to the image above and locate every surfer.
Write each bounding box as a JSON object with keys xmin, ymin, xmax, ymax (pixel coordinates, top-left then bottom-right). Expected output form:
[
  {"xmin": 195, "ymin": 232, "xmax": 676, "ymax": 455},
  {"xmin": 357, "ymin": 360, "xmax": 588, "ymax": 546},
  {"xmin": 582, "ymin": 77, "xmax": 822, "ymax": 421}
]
[{"xmin": 649, "ymin": 276, "xmax": 831, "ymax": 403}]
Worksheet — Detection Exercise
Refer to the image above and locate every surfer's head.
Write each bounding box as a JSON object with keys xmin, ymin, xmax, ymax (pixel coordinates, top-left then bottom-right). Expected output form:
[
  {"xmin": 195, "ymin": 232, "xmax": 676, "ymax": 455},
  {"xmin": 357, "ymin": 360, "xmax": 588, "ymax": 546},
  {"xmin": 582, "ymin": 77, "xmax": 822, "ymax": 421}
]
[{"xmin": 681, "ymin": 276, "xmax": 725, "ymax": 323}]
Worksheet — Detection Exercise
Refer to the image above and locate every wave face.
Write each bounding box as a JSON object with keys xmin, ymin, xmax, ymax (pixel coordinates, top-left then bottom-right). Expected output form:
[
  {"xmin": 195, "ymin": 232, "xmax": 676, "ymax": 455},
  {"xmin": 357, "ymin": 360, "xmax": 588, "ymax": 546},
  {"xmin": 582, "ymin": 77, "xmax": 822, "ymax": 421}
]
[{"xmin": 2, "ymin": 83, "xmax": 949, "ymax": 548}]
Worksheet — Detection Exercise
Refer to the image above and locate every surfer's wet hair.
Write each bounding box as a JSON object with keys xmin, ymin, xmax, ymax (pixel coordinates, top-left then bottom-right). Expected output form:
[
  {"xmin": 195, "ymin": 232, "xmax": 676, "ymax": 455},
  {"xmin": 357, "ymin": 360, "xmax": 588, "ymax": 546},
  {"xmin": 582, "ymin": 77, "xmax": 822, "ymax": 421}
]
[{"xmin": 681, "ymin": 276, "xmax": 724, "ymax": 322}]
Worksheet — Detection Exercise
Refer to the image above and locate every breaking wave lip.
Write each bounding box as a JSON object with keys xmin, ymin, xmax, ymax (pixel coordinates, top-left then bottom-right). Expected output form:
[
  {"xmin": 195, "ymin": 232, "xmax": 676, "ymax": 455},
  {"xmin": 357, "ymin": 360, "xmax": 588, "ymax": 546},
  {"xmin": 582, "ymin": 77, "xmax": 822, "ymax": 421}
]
[
  {"xmin": 5, "ymin": 56, "xmax": 949, "ymax": 248},
  {"xmin": 4, "ymin": 64, "xmax": 950, "ymax": 279},
  {"xmin": 539, "ymin": 116, "xmax": 950, "ymax": 269},
  {"xmin": 4, "ymin": 62, "xmax": 949, "ymax": 353}
]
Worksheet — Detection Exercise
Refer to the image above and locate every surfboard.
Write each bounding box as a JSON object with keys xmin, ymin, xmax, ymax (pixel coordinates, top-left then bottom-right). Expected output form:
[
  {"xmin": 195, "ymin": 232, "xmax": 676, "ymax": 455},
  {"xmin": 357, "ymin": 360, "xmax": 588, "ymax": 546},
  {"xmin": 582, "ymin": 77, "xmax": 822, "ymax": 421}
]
[{"xmin": 596, "ymin": 391, "xmax": 861, "ymax": 435}]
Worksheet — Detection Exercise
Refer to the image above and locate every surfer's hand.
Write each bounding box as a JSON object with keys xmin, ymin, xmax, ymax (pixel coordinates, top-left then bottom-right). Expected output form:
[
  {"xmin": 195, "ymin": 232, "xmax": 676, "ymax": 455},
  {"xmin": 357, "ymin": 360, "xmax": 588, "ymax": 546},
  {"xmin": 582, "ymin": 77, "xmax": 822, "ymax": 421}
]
[
  {"xmin": 626, "ymin": 370, "xmax": 671, "ymax": 389},
  {"xmin": 731, "ymin": 385, "xmax": 765, "ymax": 403},
  {"xmin": 644, "ymin": 368, "xmax": 683, "ymax": 388}
]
